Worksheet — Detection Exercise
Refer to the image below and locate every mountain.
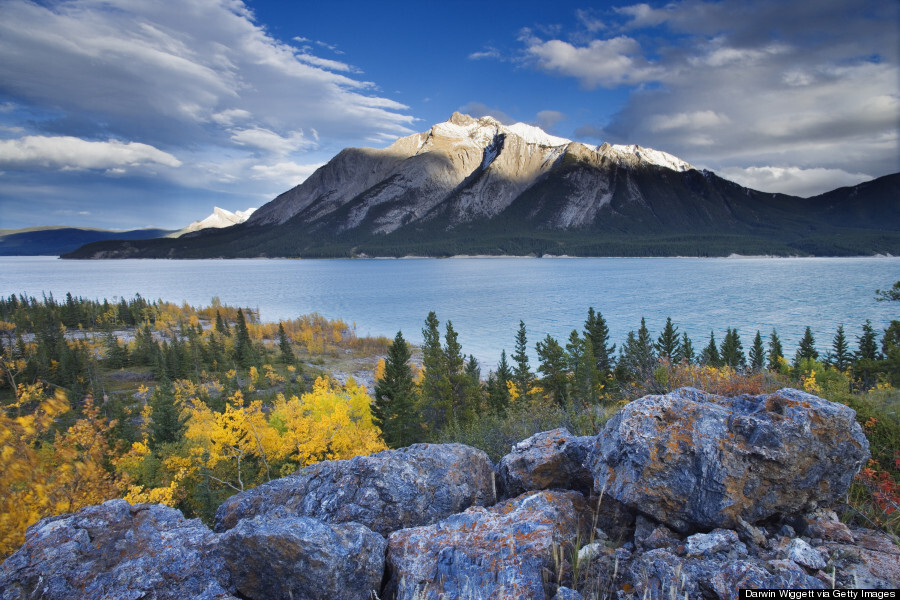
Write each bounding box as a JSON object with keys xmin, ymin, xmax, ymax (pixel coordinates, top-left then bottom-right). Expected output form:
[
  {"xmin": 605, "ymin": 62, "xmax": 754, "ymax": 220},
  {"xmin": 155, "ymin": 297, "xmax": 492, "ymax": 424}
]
[
  {"xmin": 0, "ymin": 226, "xmax": 175, "ymax": 256},
  {"xmin": 63, "ymin": 113, "xmax": 900, "ymax": 258},
  {"xmin": 168, "ymin": 206, "xmax": 257, "ymax": 238}
]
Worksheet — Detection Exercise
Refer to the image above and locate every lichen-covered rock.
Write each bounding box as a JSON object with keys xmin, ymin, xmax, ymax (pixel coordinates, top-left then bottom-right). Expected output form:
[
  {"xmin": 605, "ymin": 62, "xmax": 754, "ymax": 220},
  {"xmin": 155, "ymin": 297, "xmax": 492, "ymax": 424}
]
[
  {"xmin": 215, "ymin": 443, "xmax": 496, "ymax": 536},
  {"xmin": 384, "ymin": 490, "xmax": 593, "ymax": 600},
  {"xmin": 498, "ymin": 428, "xmax": 594, "ymax": 497},
  {"xmin": 219, "ymin": 515, "xmax": 385, "ymax": 600},
  {"xmin": 0, "ymin": 500, "xmax": 236, "ymax": 600},
  {"xmin": 588, "ymin": 388, "xmax": 869, "ymax": 532},
  {"xmin": 823, "ymin": 528, "xmax": 900, "ymax": 588}
]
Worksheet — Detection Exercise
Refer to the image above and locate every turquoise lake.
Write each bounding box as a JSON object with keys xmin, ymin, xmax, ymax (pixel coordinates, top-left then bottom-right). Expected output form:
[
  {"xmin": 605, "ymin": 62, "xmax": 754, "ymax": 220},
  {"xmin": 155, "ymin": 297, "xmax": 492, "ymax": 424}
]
[{"xmin": 2, "ymin": 256, "xmax": 898, "ymax": 368}]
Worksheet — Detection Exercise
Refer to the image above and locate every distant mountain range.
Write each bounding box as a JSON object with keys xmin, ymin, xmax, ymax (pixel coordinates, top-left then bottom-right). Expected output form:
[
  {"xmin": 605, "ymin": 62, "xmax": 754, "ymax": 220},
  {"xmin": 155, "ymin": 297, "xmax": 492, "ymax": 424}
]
[
  {"xmin": 1, "ymin": 206, "xmax": 256, "ymax": 256},
  {"xmin": 58, "ymin": 113, "xmax": 900, "ymax": 258}
]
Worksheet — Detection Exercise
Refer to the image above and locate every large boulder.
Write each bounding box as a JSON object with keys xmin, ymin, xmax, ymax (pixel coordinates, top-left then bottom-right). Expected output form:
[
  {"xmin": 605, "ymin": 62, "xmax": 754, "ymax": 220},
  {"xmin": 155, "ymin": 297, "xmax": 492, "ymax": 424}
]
[
  {"xmin": 498, "ymin": 428, "xmax": 594, "ymax": 498},
  {"xmin": 384, "ymin": 490, "xmax": 593, "ymax": 600},
  {"xmin": 0, "ymin": 500, "xmax": 236, "ymax": 600},
  {"xmin": 587, "ymin": 388, "xmax": 869, "ymax": 532},
  {"xmin": 219, "ymin": 515, "xmax": 386, "ymax": 600},
  {"xmin": 215, "ymin": 443, "xmax": 496, "ymax": 536}
]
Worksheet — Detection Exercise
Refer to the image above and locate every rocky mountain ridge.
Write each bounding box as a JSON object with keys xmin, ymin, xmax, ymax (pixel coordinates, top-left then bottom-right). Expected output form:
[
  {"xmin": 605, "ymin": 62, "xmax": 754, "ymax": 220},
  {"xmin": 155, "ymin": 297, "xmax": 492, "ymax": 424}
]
[
  {"xmin": 60, "ymin": 114, "xmax": 900, "ymax": 258},
  {"xmin": 2, "ymin": 387, "xmax": 897, "ymax": 599}
]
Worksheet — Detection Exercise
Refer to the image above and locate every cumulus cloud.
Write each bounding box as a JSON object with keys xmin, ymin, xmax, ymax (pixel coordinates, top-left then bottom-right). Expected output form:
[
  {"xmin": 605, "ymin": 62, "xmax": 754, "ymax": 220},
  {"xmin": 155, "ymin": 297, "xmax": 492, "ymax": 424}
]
[
  {"xmin": 718, "ymin": 166, "xmax": 875, "ymax": 198},
  {"xmin": 0, "ymin": 136, "xmax": 182, "ymax": 170},
  {"xmin": 519, "ymin": 0, "xmax": 899, "ymax": 192}
]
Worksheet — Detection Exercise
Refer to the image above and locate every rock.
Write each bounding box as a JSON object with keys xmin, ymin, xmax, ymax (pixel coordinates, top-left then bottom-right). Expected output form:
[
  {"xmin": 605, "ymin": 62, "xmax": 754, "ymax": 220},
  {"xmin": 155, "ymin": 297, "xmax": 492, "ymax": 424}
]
[
  {"xmin": 709, "ymin": 559, "xmax": 825, "ymax": 599},
  {"xmin": 787, "ymin": 538, "xmax": 826, "ymax": 570},
  {"xmin": 642, "ymin": 525, "xmax": 681, "ymax": 551},
  {"xmin": 498, "ymin": 428, "xmax": 594, "ymax": 497},
  {"xmin": 215, "ymin": 443, "xmax": 496, "ymax": 536},
  {"xmin": 587, "ymin": 388, "xmax": 869, "ymax": 532},
  {"xmin": 0, "ymin": 499, "xmax": 236, "ymax": 600},
  {"xmin": 685, "ymin": 529, "xmax": 747, "ymax": 559},
  {"xmin": 824, "ymin": 528, "xmax": 900, "ymax": 588},
  {"xmin": 384, "ymin": 490, "xmax": 593, "ymax": 600},
  {"xmin": 553, "ymin": 587, "xmax": 584, "ymax": 600},
  {"xmin": 219, "ymin": 515, "xmax": 385, "ymax": 600}
]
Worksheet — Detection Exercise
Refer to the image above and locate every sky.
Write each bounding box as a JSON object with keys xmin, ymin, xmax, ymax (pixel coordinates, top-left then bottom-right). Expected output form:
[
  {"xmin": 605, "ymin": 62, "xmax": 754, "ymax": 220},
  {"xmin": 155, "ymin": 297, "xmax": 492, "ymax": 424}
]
[{"xmin": 0, "ymin": 0, "xmax": 897, "ymax": 231}]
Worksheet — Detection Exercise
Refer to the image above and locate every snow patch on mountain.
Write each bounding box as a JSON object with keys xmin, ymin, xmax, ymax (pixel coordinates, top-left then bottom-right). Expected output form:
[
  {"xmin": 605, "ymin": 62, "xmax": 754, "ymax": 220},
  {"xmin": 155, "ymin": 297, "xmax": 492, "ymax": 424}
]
[{"xmin": 171, "ymin": 206, "xmax": 256, "ymax": 237}]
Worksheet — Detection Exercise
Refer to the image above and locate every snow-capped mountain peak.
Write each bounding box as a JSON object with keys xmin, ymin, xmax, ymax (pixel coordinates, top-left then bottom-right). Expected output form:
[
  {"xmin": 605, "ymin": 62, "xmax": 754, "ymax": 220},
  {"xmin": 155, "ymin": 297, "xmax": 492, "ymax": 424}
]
[{"xmin": 170, "ymin": 206, "xmax": 257, "ymax": 237}]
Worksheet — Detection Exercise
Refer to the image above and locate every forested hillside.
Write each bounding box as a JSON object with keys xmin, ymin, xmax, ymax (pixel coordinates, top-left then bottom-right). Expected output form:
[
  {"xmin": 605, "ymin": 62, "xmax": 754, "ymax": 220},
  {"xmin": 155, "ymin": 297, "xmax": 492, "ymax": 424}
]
[{"xmin": 1, "ymin": 285, "xmax": 898, "ymax": 559}]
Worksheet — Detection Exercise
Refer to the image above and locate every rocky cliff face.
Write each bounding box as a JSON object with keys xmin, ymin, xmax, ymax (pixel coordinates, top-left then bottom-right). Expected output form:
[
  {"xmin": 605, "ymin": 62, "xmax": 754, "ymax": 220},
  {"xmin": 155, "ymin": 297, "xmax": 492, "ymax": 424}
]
[
  {"xmin": 2, "ymin": 388, "xmax": 897, "ymax": 600},
  {"xmin": 245, "ymin": 112, "xmax": 700, "ymax": 237}
]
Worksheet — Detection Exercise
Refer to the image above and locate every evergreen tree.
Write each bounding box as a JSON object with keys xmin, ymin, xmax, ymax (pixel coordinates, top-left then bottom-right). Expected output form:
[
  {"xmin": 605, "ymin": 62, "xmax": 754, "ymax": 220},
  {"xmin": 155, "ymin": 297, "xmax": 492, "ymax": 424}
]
[
  {"xmin": 829, "ymin": 325, "xmax": 851, "ymax": 371},
  {"xmin": 700, "ymin": 331, "xmax": 721, "ymax": 367},
  {"xmin": 794, "ymin": 327, "xmax": 818, "ymax": 366},
  {"xmin": 149, "ymin": 383, "xmax": 185, "ymax": 448},
  {"xmin": 655, "ymin": 317, "xmax": 681, "ymax": 362},
  {"xmin": 487, "ymin": 350, "xmax": 512, "ymax": 414},
  {"xmin": 234, "ymin": 308, "xmax": 254, "ymax": 366},
  {"xmin": 420, "ymin": 312, "xmax": 450, "ymax": 431},
  {"xmin": 278, "ymin": 322, "xmax": 295, "ymax": 364},
  {"xmin": 749, "ymin": 330, "xmax": 765, "ymax": 371},
  {"xmin": 536, "ymin": 334, "xmax": 569, "ymax": 406},
  {"xmin": 767, "ymin": 330, "xmax": 784, "ymax": 371},
  {"xmin": 583, "ymin": 308, "xmax": 615, "ymax": 377},
  {"xmin": 215, "ymin": 310, "xmax": 230, "ymax": 336},
  {"xmin": 619, "ymin": 318, "xmax": 657, "ymax": 377},
  {"xmin": 373, "ymin": 331, "xmax": 420, "ymax": 448},
  {"xmin": 443, "ymin": 320, "xmax": 474, "ymax": 425},
  {"xmin": 511, "ymin": 320, "xmax": 533, "ymax": 397},
  {"xmin": 678, "ymin": 332, "xmax": 695, "ymax": 364},
  {"xmin": 857, "ymin": 320, "xmax": 880, "ymax": 361},
  {"xmin": 720, "ymin": 328, "xmax": 745, "ymax": 368}
]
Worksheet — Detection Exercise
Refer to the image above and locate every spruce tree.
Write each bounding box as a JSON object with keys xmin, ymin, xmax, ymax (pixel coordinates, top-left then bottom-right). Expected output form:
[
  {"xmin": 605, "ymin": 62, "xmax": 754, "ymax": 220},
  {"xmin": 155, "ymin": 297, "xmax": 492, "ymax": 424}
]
[
  {"xmin": 857, "ymin": 320, "xmax": 879, "ymax": 361},
  {"xmin": 420, "ymin": 312, "xmax": 450, "ymax": 431},
  {"xmin": 720, "ymin": 328, "xmax": 745, "ymax": 368},
  {"xmin": 278, "ymin": 322, "xmax": 295, "ymax": 364},
  {"xmin": 830, "ymin": 325, "xmax": 851, "ymax": 371},
  {"xmin": 749, "ymin": 331, "xmax": 765, "ymax": 371},
  {"xmin": 487, "ymin": 350, "xmax": 512, "ymax": 414},
  {"xmin": 794, "ymin": 327, "xmax": 818, "ymax": 366},
  {"xmin": 511, "ymin": 320, "xmax": 533, "ymax": 397},
  {"xmin": 536, "ymin": 334, "xmax": 569, "ymax": 406},
  {"xmin": 619, "ymin": 318, "xmax": 657, "ymax": 377},
  {"xmin": 583, "ymin": 308, "xmax": 615, "ymax": 377},
  {"xmin": 700, "ymin": 331, "xmax": 721, "ymax": 367},
  {"xmin": 678, "ymin": 332, "xmax": 695, "ymax": 364},
  {"xmin": 373, "ymin": 331, "xmax": 419, "ymax": 448},
  {"xmin": 767, "ymin": 330, "xmax": 784, "ymax": 371},
  {"xmin": 234, "ymin": 308, "xmax": 254, "ymax": 366},
  {"xmin": 655, "ymin": 317, "xmax": 681, "ymax": 362},
  {"xmin": 149, "ymin": 383, "xmax": 185, "ymax": 448}
]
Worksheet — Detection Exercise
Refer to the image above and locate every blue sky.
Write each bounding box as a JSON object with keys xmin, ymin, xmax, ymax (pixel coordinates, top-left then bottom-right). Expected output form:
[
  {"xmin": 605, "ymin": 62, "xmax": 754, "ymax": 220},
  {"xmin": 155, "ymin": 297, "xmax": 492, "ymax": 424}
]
[{"xmin": 0, "ymin": 0, "xmax": 897, "ymax": 230}]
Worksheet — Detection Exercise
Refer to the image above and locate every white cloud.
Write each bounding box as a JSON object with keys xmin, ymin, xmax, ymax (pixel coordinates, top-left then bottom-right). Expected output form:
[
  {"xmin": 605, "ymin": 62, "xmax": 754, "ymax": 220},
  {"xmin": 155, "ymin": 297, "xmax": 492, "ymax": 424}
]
[
  {"xmin": 519, "ymin": 0, "xmax": 899, "ymax": 194},
  {"xmin": 250, "ymin": 161, "xmax": 325, "ymax": 187},
  {"xmin": 230, "ymin": 128, "xmax": 314, "ymax": 155},
  {"xmin": 718, "ymin": 166, "xmax": 874, "ymax": 197},
  {"xmin": 0, "ymin": 136, "xmax": 182, "ymax": 170},
  {"xmin": 468, "ymin": 47, "xmax": 502, "ymax": 60}
]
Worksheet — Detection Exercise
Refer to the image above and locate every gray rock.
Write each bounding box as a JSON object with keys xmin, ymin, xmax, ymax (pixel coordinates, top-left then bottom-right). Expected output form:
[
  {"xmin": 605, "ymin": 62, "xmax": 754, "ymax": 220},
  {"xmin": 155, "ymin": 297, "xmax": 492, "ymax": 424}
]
[
  {"xmin": 498, "ymin": 428, "xmax": 594, "ymax": 497},
  {"xmin": 384, "ymin": 490, "xmax": 593, "ymax": 600},
  {"xmin": 685, "ymin": 529, "xmax": 746, "ymax": 558},
  {"xmin": 553, "ymin": 587, "xmax": 584, "ymax": 600},
  {"xmin": 824, "ymin": 528, "xmax": 900, "ymax": 588},
  {"xmin": 787, "ymin": 538, "xmax": 826, "ymax": 570},
  {"xmin": 219, "ymin": 516, "xmax": 385, "ymax": 600},
  {"xmin": 587, "ymin": 388, "xmax": 869, "ymax": 532},
  {"xmin": 0, "ymin": 499, "xmax": 236, "ymax": 600},
  {"xmin": 215, "ymin": 443, "xmax": 496, "ymax": 536}
]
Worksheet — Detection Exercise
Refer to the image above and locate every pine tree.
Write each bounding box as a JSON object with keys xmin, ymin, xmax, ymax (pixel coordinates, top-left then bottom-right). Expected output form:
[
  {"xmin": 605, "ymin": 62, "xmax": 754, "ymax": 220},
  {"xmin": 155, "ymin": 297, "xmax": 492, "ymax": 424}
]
[
  {"xmin": 720, "ymin": 328, "xmax": 745, "ymax": 368},
  {"xmin": 278, "ymin": 322, "xmax": 295, "ymax": 364},
  {"xmin": 655, "ymin": 317, "xmax": 681, "ymax": 362},
  {"xmin": 857, "ymin": 320, "xmax": 879, "ymax": 361},
  {"xmin": 700, "ymin": 331, "xmax": 721, "ymax": 367},
  {"xmin": 487, "ymin": 350, "xmax": 512, "ymax": 414},
  {"xmin": 420, "ymin": 312, "xmax": 450, "ymax": 431},
  {"xmin": 767, "ymin": 330, "xmax": 784, "ymax": 371},
  {"xmin": 829, "ymin": 325, "xmax": 851, "ymax": 371},
  {"xmin": 511, "ymin": 320, "xmax": 533, "ymax": 397},
  {"xmin": 583, "ymin": 308, "xmax": 615, "ymax": 377},
  {"xmin": 749, "ymin": 330, "xmax": 765, "ymax": 371},
  {"xmin": 234, "ymin": 308, "xmax": 254, "ymax": 366},
  {"xmin": 536, "ymin": 334, "xmax": 569, "ymax": 406},
  {"xmin": 373, "ymin": 331, "xmax": 419, "ymax": 448},
  {"xmin": 619, "ymin": 318, "xmax": 657, "ymax": 377},
  {"xmin": 215, "ymin": 310, "xmax": 230, "ymax": 336},
  {"xmin": 678, "ymin": 332, "xmax": 695, "ymax": 364},
  {"xmin": 794, "ymin": 327, "xmax": 818, "ymax": 366},
  {"xmin": 149, "ymin": 383, "xmax": 185, "ymax": 448}
]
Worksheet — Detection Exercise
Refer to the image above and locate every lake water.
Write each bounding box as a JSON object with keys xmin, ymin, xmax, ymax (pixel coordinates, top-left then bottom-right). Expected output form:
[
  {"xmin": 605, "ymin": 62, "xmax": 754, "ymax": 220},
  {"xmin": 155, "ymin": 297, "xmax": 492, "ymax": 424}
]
[{"xmin": 2, "ymin": 256, "xmax": 898, "ymax": 369}]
